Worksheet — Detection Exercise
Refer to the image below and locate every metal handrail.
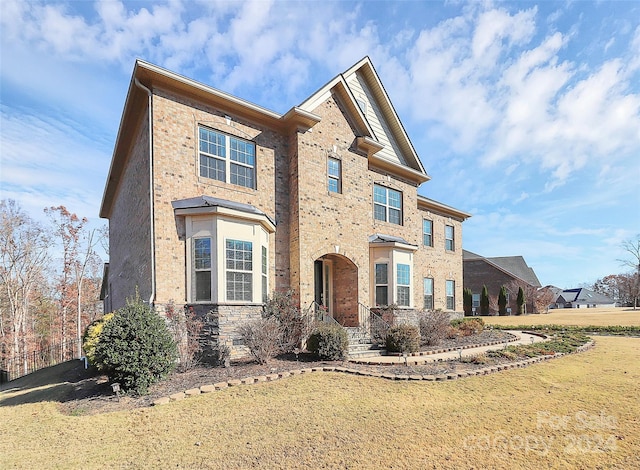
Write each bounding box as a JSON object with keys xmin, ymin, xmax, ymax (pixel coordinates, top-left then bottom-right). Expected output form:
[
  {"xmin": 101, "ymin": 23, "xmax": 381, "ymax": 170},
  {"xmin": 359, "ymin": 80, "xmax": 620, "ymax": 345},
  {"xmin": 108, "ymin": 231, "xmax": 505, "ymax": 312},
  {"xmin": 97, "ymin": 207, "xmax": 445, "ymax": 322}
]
[
  {"xmin": 305, "ymin": 301, "xmax": 341, "ymax": 326},
  {"xmin": 359, "ymin": 302, "xmax": 392, "ymax": 346}
]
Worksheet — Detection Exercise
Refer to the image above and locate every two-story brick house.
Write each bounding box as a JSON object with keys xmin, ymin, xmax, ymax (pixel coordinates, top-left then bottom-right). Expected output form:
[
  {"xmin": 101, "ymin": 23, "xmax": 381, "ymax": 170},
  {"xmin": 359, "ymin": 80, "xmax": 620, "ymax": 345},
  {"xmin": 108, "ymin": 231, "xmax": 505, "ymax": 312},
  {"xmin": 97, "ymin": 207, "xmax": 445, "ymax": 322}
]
[{"xmin": 100, "ymin": 56, "xmax": 470, "ymax": 357}]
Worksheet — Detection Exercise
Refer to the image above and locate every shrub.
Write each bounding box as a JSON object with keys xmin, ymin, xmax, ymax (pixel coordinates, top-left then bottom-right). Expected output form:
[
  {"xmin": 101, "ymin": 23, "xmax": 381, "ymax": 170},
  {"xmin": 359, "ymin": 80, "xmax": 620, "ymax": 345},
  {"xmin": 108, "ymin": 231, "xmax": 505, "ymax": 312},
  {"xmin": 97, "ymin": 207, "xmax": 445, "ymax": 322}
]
[
  {"xmin": 455, "ymin": 318, "xmax": 485, "ymax": 337},
  {"xmin": 307, "ymin": 323, "xmax": 348, "ymax": 361},
  {"xmin": 516, "ymin": 287, "xmax": 525, "ymax": 315},
  {"xmin": 263, "ymin": 290, "xmax": 310, "ymax": 353},
  {"xmin": 165, "ymin": 302, "xmax": 204, "ymax": 372},
  {"xmin": 419, "ymin": 310, "xmax": 450, "ymax": 346},
  {"xmin": 82, "ymin": 312, "xmax": 114, "ymax": 369},
  {"xmin": 238, "ymin": 317, "xmax": 281, "ymax": 364},
  {"xmin": 93, "ymin": 299, "xmax": 177, "ymax": 395},
  {"xmin": 480, "ymin": 285, "xmax": 490, "ymax": 315},
  {"xmin": 498, "ymin": 286, "xmax": 508, "ymax": 316},
  {"xmin": 370, "ymin": 313, "xmax": 391, "ymax": 346},
  {"xmin": 386, "ymin": 324, "xmax": 420, "ymax": 353},
  {"xmin": 463, "ymin": 288, "xmax": 473, "ymax": 316}
]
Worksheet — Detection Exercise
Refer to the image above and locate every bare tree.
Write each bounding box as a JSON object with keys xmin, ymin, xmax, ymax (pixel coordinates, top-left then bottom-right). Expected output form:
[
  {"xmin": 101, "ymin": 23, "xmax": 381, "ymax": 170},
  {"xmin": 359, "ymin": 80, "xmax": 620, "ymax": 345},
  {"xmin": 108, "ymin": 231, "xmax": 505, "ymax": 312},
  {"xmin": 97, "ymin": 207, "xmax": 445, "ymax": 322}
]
[
  {"xmin": 0, "ymin": 200, "xmax": 51, "ymax": 374},
  {"xmin": 46, "ymin": 206, "xmax": 103, "ymax": 358},
  {"xmin": 619, "ymin": 236, "xmax": 640, "ymax": 309}
]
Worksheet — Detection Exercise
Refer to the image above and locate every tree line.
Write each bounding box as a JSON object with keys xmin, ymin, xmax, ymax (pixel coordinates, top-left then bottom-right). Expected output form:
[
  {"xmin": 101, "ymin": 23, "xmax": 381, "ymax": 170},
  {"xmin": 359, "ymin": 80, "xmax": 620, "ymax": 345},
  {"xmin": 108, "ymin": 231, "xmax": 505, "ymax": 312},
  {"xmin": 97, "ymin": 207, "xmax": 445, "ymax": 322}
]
[
  {"xmin": 0, "ymin": 199, "xmax": 106, "ymax": 376},
  {"xmin": 591, "ymin": 236, "xmax": 640, "ymax": 309}
]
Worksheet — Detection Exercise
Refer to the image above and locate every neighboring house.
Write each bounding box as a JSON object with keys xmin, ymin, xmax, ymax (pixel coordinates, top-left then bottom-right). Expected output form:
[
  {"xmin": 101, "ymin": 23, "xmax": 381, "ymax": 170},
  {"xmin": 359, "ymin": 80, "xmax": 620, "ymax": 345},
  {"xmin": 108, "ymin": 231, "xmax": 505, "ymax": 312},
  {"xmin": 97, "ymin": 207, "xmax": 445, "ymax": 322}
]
[
  {"xmin": 551, "ymin": 288, "xmax": 615, "ymax": 309},
  {"xmin": 100, "ymin": 57, "xmax": 470, "ymax": 358},
  {"xmin": 463, "ymin": 250, "xmax": 541, "ymax": 314}
]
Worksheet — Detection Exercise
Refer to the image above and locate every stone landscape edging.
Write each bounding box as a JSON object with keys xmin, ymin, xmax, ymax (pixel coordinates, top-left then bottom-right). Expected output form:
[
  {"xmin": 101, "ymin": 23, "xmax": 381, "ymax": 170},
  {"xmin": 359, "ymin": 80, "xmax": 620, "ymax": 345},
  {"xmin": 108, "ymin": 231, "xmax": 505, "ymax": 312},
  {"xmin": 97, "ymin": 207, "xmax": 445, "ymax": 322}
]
[
  {"xmin": 151, "ymin": 339, "xmax": 596, "ymax": 406},
  {"xmin": 359, "ymin": 332, "xmax": 520, "ymax": 364}
]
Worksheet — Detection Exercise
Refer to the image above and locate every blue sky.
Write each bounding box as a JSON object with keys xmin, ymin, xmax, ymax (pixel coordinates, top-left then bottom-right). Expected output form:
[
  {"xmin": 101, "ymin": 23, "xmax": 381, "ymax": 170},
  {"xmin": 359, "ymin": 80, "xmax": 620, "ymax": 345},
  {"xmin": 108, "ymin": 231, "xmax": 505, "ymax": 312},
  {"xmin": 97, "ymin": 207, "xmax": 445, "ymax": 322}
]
[{"xmin": 1, "ymin": 0, "xmax": 639, "ymax": 289}]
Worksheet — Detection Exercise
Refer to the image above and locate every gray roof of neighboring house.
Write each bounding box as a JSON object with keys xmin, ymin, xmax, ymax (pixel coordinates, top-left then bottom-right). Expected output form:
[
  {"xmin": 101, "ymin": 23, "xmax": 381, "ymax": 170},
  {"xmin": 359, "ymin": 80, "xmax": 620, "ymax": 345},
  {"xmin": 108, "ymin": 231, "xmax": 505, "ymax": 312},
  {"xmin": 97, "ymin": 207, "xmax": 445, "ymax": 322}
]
[
  {"xmin": 171, "ymin": 196, "xmax": 276, "ymax": 225},
  {"xmin": 463, "ymin": 250, "xmax": 542, "ymax": 287},
  {"xmin": 558, "ymin": 288, "xmax": 614, "ymax": 304}
]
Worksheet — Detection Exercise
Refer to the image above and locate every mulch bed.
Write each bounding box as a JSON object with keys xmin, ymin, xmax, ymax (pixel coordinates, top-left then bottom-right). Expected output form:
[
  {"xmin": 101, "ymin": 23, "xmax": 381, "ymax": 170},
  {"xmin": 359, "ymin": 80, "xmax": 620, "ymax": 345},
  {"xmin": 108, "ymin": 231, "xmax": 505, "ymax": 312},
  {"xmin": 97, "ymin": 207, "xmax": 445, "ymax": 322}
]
[{"xmin": 57, "ymin": 330, "xmax": 517, "ymax": 415}]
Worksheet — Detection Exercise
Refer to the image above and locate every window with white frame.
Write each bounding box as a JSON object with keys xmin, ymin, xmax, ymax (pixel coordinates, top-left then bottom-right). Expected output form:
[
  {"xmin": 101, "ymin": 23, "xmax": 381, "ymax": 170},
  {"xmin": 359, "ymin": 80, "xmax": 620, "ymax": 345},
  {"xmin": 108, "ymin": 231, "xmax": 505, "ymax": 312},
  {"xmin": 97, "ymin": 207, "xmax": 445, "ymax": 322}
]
[
  {"xmin": 472, "ymin": 293, "xmax": 480, "ymax": 308},
  {"xmin": 423, "ymin": 278, "xmax": 434, "ymax": 310},
  {"xmin": 194, "ymin": 238, "xmax": 212, "ymax": 301},
  {"xmin": 373, "ymin": 184, "xmax": 402, "ymax": 225},
  {"xmin": 423, "ymin": 219, "xmax": 433, "ymax": 246},
  {"xmin": 445, "ymin": 225, "xmax": 454, "ymax": 251},
  {"xmin": 199, "ymin": 127, "xmax": 255, "ymax": 189},
  {"xmin": 261, "ymin": 246, "xmax": 268, "ymax": 302},
  {"xmin": 374, "ymin": 263, "xmax": 389, "ymax": 306},
  {"xmin": 446, "ymin": 280, "xmax": 455, "ymax": 310},
  {"xmin": 328, "ymin": 157, "xmax": 341, "ymax": 193},
  {"xmin": 226, "ymin": 239, "xmax": 253, "ymax": 301},
  {"xmin": 397, "ymin": 264, "xmax": 410, "ymax": 307}
]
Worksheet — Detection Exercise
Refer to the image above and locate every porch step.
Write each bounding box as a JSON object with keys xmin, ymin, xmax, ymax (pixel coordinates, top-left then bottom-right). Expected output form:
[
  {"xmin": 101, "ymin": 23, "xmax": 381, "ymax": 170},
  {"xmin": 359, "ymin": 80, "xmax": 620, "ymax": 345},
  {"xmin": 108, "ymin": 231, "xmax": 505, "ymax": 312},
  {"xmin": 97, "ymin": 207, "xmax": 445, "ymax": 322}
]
[
  {"xmin": 348, "ymin": 344, "xmax": 385, "ymax": 358},
  {"xmin": 345, "ymin": 327, "xmax": 372, "ymax": 344}
]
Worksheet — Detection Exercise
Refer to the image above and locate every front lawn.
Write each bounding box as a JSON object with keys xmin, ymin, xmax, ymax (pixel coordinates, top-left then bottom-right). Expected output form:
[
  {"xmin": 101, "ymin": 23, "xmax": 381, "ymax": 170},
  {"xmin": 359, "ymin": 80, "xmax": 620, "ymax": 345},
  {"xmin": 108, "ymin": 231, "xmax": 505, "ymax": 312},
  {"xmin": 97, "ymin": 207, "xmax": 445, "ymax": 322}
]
[{"xmin": 1, "ymin": 335, "xmax": 638, "ymax": 469}]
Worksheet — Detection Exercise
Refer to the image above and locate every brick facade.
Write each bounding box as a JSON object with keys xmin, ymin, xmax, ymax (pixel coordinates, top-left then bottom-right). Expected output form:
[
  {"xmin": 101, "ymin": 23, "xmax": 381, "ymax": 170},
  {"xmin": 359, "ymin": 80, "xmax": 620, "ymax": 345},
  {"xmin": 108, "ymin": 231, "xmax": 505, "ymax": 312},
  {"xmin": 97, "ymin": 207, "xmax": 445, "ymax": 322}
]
[{"xmin": 101, "ymin": 58, "xmax": 470, "ymax": 359}]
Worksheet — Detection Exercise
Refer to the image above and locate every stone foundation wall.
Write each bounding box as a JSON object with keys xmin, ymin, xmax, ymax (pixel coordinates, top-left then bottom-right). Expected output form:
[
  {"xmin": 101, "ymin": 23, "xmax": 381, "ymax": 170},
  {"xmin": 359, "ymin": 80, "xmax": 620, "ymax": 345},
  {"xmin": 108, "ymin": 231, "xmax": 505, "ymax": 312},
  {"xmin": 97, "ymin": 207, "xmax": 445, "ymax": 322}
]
[
  {"xmin": 188, "ymin": 303, "xmax": 263, "ymax": 362},
  {"xmin": 391, "ymin": 308, "xmax": 464, "ymax": 328}
]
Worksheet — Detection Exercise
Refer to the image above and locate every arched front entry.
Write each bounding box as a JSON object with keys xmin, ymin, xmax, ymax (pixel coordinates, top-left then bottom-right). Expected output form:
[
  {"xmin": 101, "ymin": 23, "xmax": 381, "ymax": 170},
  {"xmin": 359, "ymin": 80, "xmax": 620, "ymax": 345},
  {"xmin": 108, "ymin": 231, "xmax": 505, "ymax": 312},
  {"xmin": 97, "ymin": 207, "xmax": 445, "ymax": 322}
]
[{"xmin": 313, "ymin": 253, "xmax": 359, "ymax": 327}]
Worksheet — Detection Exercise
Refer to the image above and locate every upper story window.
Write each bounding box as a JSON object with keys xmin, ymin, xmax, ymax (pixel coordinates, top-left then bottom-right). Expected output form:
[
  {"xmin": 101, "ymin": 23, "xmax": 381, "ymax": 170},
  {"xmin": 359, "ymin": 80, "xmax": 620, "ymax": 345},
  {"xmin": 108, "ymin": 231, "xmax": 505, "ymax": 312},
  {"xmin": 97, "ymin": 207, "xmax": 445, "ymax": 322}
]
[
  {"xmin": 373, "ymin": 184, "xmax": 402, "ymax": 225},
  {"xmin": 328, "ymin": 157, "xmax": 341, "ymax": 193},
  {"xmin": 445, "ymin": 224, "xmax": 455, "ymax": 251},
  {"xmin": 423, "ymin": 219, "xmax": 433, "ymax": 246},
  {"xmin": 199, "ymin": 127, "xmax": 255, "ymax": 189}
]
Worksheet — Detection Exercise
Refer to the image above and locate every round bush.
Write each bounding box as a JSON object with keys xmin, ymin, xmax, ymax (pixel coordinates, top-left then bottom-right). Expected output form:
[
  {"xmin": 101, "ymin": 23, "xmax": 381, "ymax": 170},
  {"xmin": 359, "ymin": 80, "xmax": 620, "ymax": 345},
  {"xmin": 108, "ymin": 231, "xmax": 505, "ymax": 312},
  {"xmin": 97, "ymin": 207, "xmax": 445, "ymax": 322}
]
[
  {"xmin": 386, "ymin": 324, "xmax": 420, "ymax": 353},
  {"xmin": 307, "ymin": 323, "xmax": 348, "ymax": 361},
  {"xmin": 94, "ymin": 300, "xmax": 177, "ymax": 395},
  {"xmin": 82, "ymin": 312, "xmax": 114, "ymax": 369}
]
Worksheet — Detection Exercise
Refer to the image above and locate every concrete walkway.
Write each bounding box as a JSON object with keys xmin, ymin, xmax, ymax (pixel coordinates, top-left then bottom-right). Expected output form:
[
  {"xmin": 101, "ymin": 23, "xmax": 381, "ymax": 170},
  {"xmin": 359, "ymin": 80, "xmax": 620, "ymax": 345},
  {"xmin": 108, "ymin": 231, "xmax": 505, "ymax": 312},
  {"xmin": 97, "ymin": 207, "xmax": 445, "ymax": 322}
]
[{"xmin": 349, "ymin": 331, "xmax": 547, "ymax": 365}]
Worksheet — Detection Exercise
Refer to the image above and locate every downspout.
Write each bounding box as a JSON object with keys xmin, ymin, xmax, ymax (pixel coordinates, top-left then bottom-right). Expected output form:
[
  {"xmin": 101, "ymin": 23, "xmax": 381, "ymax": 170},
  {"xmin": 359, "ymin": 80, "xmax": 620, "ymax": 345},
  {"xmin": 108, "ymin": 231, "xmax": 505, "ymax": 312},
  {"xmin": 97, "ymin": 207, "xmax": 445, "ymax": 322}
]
[{"xmin": 134, "ymin": 78, "xmax": 156, "ymax": 307}]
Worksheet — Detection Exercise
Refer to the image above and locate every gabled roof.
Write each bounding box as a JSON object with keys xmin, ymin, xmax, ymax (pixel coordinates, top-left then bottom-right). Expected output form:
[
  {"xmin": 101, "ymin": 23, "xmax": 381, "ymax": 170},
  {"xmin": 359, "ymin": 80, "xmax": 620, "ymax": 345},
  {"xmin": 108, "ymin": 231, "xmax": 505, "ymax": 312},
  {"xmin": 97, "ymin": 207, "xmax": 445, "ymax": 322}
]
[
  {"xmin": 298, "ymin": 57, "xmax": 430, "ymax": 185},
  {"xmin": 100, "ymin": 60, "xmax": 321, "ymax": 218},
  {"xmin": 100, "ymin": 57, "xmax": 447, "ymax": 218},
  {"xmin": 558, "ymin": 288, "xmax": 614, "ymax": 305},
  {"xmin": 463, "ymin": 250, "xmax": 541, "ymax": 287}
]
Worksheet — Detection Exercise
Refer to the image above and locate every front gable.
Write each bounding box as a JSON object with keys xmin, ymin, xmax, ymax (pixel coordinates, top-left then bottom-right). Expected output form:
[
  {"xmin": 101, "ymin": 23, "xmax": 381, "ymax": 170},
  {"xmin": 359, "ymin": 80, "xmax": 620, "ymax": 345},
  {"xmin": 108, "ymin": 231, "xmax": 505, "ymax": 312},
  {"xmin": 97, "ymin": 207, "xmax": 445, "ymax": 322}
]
[{"xmin": 297, "ymin": 57, "xmax": 429, "ymax": 185}]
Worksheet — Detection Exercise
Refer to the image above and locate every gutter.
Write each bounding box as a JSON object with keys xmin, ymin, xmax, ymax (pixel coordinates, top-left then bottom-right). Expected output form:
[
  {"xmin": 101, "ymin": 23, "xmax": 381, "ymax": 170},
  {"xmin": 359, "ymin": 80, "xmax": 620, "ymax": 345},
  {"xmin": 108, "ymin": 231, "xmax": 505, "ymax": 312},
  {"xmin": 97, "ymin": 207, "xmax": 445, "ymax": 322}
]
[{"xmin": 134, "ymin": 78, "xmax": 156, "ymax": 307}]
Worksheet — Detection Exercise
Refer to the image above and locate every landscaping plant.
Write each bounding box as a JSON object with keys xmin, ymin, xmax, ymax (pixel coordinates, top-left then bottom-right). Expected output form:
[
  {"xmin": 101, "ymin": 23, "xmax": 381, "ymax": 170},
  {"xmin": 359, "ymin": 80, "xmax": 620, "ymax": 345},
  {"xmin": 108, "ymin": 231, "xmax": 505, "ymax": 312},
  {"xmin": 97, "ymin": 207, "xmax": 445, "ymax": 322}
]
[
  {"xmin": 263, "ymin": 290, "xmax": 310, "ymax": 353},
  {"xmin": 498, "ymin": 286, "xmax": 508, "ymax": 316},
  {"xmin": 480, "ymin": 285, "xmax": 490, "ymax": 315},
  {"xmin": 463, "ymin": 288, "xmax": 473, "ymax": 316},
  {"xmin": 81, "ymin": 312, "xmax": 114, "ymax": 369},
  {"xmin": 386, "ymin": 324, "xmax": 420, "ymax": 353},
  {"xmin": 307, "ymin": 323, "xmax": 348, "ymax": 360},
  {"xmin": 419, "ymin": 310, "xmax": 451, "ymax": 345},
  {"xmin": 165, "ymin": 302, "xmax": 204, "ymax": 372},
  {"xmin": 238, "ymin": 317, "xmax": 281, "ymax": 364},
  {"xmin": 516, "ymin": 286, "xmax": 525, "ymax": 315},
  {"xmin": 93, "ymin": 297, "xmax": 177, "ymax": 395}
]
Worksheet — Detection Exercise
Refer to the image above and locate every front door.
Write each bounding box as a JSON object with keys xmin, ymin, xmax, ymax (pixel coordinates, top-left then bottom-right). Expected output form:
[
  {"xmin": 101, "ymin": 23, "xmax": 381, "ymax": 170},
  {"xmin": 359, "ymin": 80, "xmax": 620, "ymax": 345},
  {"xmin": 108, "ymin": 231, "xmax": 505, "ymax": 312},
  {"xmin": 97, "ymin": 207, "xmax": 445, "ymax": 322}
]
[{"xmin": 313, "ymin": 259, "xmax": 333, "ymax": 316}]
